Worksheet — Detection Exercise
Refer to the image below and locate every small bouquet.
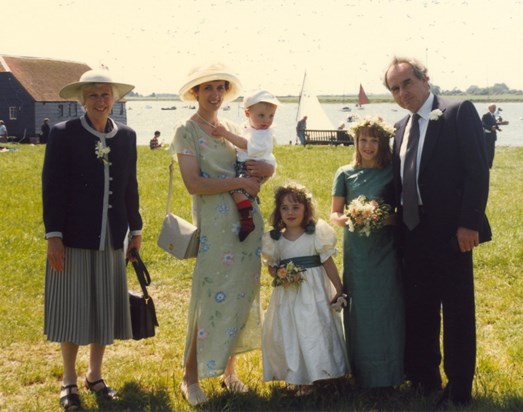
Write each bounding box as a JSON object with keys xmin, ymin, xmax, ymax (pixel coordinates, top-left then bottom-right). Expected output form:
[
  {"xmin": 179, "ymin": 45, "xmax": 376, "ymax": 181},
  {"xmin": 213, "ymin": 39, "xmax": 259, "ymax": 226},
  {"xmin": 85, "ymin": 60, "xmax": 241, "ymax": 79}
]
[
  {"xmin": 345, "ymin": 195, "xmax": 392, "ymax": 237},
  {"xmin": 331, "ymin": 293, "xmax": 348, "ymax": 312},
  {"xmin": 271, "ymin": 261, "xmax": 305, "ymax": 288}
]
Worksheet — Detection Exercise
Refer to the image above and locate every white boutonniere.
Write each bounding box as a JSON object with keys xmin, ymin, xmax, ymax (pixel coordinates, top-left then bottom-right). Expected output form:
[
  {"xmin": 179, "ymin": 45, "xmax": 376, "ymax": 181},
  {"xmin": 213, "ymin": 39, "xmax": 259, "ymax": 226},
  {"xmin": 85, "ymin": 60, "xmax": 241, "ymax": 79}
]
[
  {"xmin": 95, "ymin": 141, "xmax": 111, "ymax": 164},
  {"xmin": 429, "ymin": 109, "xmax": 444, "ymax": 121}
]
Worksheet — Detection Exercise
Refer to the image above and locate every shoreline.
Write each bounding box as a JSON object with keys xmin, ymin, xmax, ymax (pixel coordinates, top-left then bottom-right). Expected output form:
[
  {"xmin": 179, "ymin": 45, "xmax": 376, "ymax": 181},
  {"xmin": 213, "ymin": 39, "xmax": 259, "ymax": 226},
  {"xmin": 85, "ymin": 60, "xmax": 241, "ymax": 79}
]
[{"xmin": 127, "ymin": 94, "xmax": 523, "ymax": 104}]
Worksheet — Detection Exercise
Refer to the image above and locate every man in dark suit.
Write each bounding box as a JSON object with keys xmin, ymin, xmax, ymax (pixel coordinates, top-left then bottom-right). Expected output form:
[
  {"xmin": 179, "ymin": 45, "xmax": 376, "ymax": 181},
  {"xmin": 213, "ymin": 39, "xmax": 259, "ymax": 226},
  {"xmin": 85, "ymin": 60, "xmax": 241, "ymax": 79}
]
[
  {"xmin": 482, "ymin": 103, "xmax": 500, "ymax": 168},
  {"xmin": 384, "ymin": 57, "xmax": 490, "ymax": 407}
]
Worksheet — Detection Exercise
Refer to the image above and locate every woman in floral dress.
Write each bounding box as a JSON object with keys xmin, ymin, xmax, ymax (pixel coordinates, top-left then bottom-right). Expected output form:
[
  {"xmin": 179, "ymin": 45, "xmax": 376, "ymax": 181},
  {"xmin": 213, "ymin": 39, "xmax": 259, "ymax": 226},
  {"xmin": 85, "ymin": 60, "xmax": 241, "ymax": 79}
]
[{"xmin": 171, "ymin": 63, "xmax": 274, "ymax": 406}]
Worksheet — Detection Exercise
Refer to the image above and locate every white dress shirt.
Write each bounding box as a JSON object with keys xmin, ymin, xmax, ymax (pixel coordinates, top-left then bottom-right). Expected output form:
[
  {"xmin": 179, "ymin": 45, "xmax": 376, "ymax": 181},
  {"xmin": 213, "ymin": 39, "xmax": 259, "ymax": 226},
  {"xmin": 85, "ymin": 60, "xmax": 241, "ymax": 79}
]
[{"xmin": 399, "ymin": 93, "xmax": 435, "ymax": 205}]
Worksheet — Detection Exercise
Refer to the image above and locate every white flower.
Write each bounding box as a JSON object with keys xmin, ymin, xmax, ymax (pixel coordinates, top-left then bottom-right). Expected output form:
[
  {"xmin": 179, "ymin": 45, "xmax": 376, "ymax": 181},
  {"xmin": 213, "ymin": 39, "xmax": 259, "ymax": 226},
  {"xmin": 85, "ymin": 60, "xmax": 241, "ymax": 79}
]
[
  {"xmin": 429, "ymin": 109, "xmax": 444, "ymax": 121},
  {"xmin": 95, "ymin": 141, "xmax": 111, "ymax": 164}
]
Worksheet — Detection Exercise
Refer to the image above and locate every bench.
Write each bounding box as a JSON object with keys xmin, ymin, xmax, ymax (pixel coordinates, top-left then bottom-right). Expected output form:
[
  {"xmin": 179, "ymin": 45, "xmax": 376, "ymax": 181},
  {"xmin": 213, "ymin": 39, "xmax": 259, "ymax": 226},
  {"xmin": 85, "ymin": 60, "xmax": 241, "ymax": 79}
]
[{"xmin": 304, "ymin": 129, "xmax": 354, "ymax": 146}]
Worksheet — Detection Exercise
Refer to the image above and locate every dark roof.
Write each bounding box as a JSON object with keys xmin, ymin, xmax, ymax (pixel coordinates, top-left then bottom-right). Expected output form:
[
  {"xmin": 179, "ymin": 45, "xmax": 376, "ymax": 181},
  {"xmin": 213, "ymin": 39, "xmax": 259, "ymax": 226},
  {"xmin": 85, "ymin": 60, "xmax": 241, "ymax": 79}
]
[{"xmin": 0, "ymin": 55, "xmax": 91, "ymax": 102}]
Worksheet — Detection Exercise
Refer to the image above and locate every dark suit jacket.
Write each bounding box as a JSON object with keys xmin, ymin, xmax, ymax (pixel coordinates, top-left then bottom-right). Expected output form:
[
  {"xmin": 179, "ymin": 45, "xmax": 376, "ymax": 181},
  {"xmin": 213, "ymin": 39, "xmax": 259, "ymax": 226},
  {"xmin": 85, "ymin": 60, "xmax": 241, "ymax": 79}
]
[
  {"xmin": 481, "ymin": 111, "xmax": 499, "ymax": 141},
  {"xmin": 42, "ymin": 118, "xmax": 142, "ymax": 250},
  {"xmin": 392, "ymin": 96, "xmax": 490, "ymax": 243}
]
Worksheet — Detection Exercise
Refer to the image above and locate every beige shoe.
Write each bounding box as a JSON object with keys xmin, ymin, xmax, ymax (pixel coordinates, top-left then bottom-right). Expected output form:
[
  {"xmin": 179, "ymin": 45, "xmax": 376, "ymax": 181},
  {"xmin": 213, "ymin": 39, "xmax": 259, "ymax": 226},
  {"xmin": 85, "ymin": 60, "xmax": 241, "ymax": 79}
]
[
  {"xmin": 295, "ymin": 385, "xmax": 314, "ymax": 397},
  {"xmin": 180, "ymin": 381, "xmax": 208, "ymax": 406},
  {"xmin": 220, "ymin": 374, "xmax": 249, "ymax": 393}
]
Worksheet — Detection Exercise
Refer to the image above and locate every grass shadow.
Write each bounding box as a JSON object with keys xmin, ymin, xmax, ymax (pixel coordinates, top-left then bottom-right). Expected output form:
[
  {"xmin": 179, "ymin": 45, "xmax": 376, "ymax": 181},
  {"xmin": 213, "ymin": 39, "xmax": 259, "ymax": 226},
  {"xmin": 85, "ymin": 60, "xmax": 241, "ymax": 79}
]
[{"xmin": 83, "ymin": 381, "xmax": 172, "ymax": 411}]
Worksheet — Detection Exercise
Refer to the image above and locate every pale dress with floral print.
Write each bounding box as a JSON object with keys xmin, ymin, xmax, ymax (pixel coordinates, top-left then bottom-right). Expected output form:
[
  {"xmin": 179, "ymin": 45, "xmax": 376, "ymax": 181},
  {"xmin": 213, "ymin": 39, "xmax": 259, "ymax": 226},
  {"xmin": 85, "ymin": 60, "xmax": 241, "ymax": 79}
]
[{"xmin": 171, "ymin": 119, "xmax": 263, "ymax": 378}]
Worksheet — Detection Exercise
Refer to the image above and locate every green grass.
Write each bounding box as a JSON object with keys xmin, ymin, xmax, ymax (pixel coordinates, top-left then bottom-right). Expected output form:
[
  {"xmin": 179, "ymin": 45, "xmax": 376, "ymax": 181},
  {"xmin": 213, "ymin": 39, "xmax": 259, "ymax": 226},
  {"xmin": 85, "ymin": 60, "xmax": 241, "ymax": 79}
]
[{"xmin": 0, "ymin": 143, "xmax": 522, "ymax": 411}]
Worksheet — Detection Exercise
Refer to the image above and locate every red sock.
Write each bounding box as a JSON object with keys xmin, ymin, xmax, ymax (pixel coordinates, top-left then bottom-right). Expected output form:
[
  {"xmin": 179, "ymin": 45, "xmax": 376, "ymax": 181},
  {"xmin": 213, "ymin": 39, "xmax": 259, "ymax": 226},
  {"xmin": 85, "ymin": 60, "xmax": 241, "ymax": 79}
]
[{"xmin": 237, "ymin": 200, "xmax": 254, "ymax": 241}]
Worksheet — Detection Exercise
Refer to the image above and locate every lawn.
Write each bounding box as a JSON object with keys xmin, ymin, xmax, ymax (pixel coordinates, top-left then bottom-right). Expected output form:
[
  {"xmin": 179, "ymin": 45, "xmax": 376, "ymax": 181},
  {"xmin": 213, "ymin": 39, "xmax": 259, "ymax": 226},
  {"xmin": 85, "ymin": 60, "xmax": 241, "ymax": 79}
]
[{"xmin": 0, "ymin": 143, "xmax": 521, "ymax": 411}]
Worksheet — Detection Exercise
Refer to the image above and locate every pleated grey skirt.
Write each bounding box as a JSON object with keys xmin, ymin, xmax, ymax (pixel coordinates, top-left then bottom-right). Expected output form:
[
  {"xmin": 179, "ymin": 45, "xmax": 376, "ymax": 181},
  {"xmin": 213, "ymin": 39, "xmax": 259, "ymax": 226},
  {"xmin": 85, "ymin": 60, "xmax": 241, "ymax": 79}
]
[{"xmin": 44, "ymin": 232, "xmax": 132, "ymax": 345}]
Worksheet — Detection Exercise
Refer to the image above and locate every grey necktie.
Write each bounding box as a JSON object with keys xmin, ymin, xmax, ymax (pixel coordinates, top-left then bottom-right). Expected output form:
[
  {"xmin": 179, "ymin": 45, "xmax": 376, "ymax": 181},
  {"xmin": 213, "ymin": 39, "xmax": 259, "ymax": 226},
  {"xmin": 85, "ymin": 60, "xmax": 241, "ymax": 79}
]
[{"xmin": 403, "ymin": 113, "xmax": 421, "ymax": 230}]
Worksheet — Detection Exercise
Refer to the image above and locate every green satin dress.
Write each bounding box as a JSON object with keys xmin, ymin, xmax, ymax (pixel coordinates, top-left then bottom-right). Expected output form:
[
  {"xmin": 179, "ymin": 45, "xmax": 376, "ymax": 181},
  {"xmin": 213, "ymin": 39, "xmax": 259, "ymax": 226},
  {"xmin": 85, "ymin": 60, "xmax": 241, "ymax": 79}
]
[{"xmin": 332, "ymin": 164, "xmax": 404, "ymax": 388}]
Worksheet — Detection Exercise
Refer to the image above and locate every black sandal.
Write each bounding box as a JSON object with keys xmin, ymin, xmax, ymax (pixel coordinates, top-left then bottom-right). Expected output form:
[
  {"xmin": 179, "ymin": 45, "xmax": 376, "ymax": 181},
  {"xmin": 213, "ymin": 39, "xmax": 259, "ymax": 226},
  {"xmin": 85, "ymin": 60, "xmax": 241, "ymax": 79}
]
[
  {"xmin": 84, "ymin": 377, "xmax": 119, "ymax": 400},
  {"xmin": 60, "ymin": 384, "xmax": 81, "ymax": 411}
]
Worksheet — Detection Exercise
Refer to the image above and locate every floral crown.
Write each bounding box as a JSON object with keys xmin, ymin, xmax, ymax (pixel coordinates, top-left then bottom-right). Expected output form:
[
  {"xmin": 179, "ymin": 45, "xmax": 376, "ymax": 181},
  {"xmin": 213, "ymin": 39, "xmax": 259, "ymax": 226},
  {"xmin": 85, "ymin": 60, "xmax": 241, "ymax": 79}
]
[{"xmin": 349, "ymin": 116, "xmax": 395, "ymax": 140}]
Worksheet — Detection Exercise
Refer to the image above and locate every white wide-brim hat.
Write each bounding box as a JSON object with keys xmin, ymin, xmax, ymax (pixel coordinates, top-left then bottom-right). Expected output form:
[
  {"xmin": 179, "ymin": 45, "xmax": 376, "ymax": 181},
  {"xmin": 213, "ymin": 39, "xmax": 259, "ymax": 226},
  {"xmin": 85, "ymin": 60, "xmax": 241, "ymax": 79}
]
[
  {"xmin": 178, "ymin": 63, "xmax": 242, "ymax": 103},
  {"xmin": 59, "ymin": 69, "xmax": 135, "ymax": 101}
]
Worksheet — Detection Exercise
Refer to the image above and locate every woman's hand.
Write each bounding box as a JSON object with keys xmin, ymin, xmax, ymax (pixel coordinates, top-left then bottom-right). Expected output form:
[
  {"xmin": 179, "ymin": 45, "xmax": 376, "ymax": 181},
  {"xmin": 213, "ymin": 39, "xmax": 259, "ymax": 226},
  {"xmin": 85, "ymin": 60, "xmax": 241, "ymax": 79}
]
[
  {"xmin": 245, "ymin": 160, "xmax": 274, "ymax": 179},
  {"xmin": 240, "ymin": 176, "xmax": 261, "ymax": 198},
  {"xmin": 47, "ymin": 237, "xmax": 65, "ymax": 272},
  {"xmin": 330, "ymin": 211, "xmax": 348, "ymax": 227},
  {"xmin": 127, "ymin": 235, "xmax": 142, "ymax": 261}
]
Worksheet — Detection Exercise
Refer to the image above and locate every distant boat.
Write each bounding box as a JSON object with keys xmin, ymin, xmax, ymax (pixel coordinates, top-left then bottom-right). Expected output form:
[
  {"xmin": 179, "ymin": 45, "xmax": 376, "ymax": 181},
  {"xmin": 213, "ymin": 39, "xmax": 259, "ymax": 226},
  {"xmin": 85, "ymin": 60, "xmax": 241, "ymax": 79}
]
[
  {"xmin": 296, "ymin": 71, "xmax": 335, "ymax": 131},
  {"xmin": 356, "ymin": 83, "xmax": 369, "ymax": 109},
  {"xmin": 222, "ymin": 105, "xmax": 231, "ymax": 111},
  {"xmin": 296, "ymin": 72, "xmax": 352, "ymax": 145},
  {"xmin": 161, "ymin": 106, "xmax": 177, "ymax": 110},
  {"xmin": 341, "ymin": 106, "xmax": 352, "ymax": 112}
]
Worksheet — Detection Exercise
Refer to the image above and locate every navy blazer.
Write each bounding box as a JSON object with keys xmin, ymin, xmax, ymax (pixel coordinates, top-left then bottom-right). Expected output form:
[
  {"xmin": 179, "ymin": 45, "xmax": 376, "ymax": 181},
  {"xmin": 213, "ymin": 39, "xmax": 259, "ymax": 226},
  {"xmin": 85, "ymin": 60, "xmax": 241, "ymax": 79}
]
[
  {"xmin": 481, "ymin": 111, "xmax": 499, "ymax": 140},
  {"xmin": 392, "ymin": 96, "xmax": 490, "ymax": 240},
  {"xmin": 42, "ymin": 118, "xmax": 142, "ymax": 250}
]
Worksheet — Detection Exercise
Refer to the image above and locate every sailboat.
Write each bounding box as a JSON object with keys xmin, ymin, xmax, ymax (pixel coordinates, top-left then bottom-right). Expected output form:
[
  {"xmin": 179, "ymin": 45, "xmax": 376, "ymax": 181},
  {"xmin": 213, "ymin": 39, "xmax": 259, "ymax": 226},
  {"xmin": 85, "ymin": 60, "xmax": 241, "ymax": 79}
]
[
  {"xmin": 355, "ymin": 83, "xmax": 369, "ymax": 110},
  {"xmin": 296, "ymin": 72, "xmax": 334, "ymax": 130},
  {"xmin": 296, "ymin": 72, "xmax": 352, "ymax": 145}
]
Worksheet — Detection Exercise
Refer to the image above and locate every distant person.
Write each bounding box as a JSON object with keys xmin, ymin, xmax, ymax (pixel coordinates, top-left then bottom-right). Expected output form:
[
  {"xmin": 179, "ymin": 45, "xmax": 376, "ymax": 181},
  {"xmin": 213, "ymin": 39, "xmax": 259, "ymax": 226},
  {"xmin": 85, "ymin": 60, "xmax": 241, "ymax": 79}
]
[
  {"xmin": 0, "ymin": 120, "xmax": 8, "ymax": 142},
  {"xmin": 213, "ymin": 90, "xmax": 279, "ymax": 241},
  {"xmin": 262, "ymin": 183, "xmax": 348, "ymax": 396},
  {"xmin": 42, "ymin": 69, "xmax": 142, "ymax": 411},
  {"xmin": 150, "ymin": 130, "xmax": 162, "ymax": 150},
  {"xmin": 296, "ymin": 115, "xmax": 307, "ymax": 145},
  {"xmin": 385, "ymin": 56, "xmax": 490, "ymax": 408},
  {"xmin": 40, "ymin": 118, "xmax": 50, "ymax": 144},
  {"xmin": 481, "ymin": 103, "xmax": 501, "ymax": 168},
  {"xmin": 336, "ymin": 122, "xmax": 347, "ymax": 142}
]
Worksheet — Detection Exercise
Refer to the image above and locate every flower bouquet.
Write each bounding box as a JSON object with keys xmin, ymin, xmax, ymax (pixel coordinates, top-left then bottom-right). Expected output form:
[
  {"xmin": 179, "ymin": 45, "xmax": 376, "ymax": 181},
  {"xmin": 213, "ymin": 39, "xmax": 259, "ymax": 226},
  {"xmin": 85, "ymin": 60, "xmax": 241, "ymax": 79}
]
[
  {"xmin": 271, "ymin": 261, "xmax": 305, "ymax": 288},
  {"xmin": 345, "ymin": 195, "xmax": 392, "ymax": 237}
]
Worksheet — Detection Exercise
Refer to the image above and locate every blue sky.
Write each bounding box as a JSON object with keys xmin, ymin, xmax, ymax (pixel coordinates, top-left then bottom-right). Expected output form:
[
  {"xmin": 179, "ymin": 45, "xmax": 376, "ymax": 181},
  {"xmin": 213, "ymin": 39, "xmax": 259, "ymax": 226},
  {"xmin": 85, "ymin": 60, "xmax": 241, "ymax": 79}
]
[{"xmin": 3, "ymin": 0, "xmax": 522, "ymax": 95}]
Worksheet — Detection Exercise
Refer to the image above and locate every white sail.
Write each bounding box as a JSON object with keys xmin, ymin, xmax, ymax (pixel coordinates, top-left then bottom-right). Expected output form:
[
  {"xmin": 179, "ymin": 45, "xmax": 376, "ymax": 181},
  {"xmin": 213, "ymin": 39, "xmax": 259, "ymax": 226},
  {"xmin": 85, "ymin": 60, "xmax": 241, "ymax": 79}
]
[{"xmin": 296, "ymin": 72, "xmax": 334, "ymax": 130}]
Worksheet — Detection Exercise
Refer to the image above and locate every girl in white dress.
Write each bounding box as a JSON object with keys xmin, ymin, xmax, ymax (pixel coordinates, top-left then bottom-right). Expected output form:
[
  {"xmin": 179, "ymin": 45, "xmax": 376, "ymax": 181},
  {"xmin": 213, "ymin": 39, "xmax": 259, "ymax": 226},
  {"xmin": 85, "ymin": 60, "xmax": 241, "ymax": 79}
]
[{"xmin": 262, "ymin": 183, "xmax": 349, "ymax": 395}]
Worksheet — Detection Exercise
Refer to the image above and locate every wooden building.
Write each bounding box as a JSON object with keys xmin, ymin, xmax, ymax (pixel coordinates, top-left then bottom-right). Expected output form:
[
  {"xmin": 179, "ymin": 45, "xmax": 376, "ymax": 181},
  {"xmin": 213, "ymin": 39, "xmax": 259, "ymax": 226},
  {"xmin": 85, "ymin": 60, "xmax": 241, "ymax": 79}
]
[{"xmin": 0, "ymin": 55, "xmax": 129, "ymax": 142}]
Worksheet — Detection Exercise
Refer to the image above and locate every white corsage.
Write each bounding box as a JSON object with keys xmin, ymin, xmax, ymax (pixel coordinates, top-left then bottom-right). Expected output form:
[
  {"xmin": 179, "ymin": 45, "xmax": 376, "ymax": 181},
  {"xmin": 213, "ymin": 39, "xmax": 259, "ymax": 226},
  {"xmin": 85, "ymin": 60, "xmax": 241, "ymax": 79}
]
[
  {"xmin": 95, "ymin": 141, "xmax": 111, "ymax": 164},
  {"xmin": 429, "ymin": 109, "xmax": 444, "ymax": 121}
]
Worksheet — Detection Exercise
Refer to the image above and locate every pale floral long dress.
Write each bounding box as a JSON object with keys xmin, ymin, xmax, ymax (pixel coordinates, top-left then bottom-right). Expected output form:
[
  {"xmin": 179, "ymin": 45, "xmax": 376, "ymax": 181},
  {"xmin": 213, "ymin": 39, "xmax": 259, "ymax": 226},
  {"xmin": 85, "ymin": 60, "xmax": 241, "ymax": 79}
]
[{"xmin": 171, "ymin": 119, "xmax": 263, "ymax": 378}]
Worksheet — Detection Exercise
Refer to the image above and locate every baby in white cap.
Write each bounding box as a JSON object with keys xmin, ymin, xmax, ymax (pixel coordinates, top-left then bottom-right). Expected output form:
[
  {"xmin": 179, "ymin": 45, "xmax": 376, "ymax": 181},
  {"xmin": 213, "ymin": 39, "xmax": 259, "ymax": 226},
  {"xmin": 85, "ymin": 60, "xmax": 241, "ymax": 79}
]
[{"xmin": 213, "ymin": 90, "xmax": 279, "ymax": 241}]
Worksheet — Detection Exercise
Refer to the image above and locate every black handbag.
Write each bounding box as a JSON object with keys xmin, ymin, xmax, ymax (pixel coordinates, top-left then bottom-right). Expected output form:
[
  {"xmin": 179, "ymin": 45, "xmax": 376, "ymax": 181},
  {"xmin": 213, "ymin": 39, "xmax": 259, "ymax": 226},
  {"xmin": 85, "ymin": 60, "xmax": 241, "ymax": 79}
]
[{"xmin": 128, "ymin": 249, "xmax": 159, "ymax": 340}]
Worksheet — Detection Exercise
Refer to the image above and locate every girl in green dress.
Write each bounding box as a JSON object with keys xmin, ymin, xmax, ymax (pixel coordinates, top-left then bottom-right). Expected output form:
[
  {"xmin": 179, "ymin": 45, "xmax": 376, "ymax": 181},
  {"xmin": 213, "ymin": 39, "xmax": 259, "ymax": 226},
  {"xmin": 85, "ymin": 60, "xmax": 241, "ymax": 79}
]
[{"xmin": 330, "ymin": 117, "xmax": 405, "ymax": 389}]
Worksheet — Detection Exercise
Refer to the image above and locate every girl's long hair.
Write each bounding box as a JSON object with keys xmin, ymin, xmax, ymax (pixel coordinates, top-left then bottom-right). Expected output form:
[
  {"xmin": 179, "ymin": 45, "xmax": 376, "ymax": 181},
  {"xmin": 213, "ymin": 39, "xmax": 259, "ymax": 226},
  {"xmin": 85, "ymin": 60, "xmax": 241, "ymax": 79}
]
[{"xmin": 269, "ymin": 183, "xmax": 317, "ymax": 231}]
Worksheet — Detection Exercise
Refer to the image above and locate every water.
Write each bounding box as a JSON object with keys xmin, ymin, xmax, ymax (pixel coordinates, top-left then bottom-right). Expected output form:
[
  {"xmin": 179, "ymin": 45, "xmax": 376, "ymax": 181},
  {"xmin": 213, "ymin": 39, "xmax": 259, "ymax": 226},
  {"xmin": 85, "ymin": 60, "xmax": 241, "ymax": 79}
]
[{"xmin": 127, "ymin": 100, "xmax": 522, "ymax": 147}]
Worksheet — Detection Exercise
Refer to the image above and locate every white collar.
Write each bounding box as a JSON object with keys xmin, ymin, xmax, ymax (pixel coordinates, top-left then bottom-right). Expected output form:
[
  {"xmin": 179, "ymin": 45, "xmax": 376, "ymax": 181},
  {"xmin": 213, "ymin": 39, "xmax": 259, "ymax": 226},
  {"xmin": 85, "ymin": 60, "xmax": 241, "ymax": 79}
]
[
  {"xmin": 412, "ymin": 93, "xmax": 435, "ymax": 120},
  {"xmin": 80, "ymin": 115, "xmax": 118, "ymax": 139}
]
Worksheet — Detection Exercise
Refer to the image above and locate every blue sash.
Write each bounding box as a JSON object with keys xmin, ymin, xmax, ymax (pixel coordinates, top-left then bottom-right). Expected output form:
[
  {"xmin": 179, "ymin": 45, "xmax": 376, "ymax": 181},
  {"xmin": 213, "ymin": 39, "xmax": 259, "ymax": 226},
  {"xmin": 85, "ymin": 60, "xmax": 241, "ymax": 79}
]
[{"xmin": 280, "ymin": 255, "xmax": 321, "ymax": 269}]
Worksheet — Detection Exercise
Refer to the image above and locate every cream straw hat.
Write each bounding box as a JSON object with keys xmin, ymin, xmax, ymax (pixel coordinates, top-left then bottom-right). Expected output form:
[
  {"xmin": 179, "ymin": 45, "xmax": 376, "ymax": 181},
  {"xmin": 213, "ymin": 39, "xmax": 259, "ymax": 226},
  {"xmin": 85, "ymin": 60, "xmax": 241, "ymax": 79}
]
[
  {"xmin": 59, "ymin": 69, "xmax": 135, "ymax": 101},
  {"xmin": 178, "ymin": 63, "xmax": 242, "ymax": 103}
]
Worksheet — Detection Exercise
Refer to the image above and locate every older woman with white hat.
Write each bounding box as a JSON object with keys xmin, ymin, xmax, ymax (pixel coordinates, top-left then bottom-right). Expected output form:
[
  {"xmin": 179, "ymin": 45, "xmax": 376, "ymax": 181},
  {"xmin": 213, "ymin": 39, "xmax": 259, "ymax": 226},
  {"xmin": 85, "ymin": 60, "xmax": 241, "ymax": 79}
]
[
  {"xmin": 171, "ymin": 63, "xmax": 274, "ymax": 406},
  {"xmin": 42, "ymin": 68, "xmax": 142, "ymax": 411}
]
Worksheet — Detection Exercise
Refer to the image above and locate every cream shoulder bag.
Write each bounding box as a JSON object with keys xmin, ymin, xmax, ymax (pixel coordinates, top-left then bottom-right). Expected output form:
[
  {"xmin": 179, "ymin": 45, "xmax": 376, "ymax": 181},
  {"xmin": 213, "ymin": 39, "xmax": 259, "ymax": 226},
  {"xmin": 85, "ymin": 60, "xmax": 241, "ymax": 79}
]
[{"xmin": 157, "ymin": 160, "xmax": 199, "ymax": 259}]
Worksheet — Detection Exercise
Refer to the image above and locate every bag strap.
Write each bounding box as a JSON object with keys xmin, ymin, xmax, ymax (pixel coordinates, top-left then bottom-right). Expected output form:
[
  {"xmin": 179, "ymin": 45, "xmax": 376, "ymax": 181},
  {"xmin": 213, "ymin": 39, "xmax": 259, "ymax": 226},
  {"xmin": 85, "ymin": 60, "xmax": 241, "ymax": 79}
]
[
  {"xmin": 166, "ymin": 160, "xmax": 174, "ymax": 215},
  {"xmin": 130, "ymin": 249, "xmax": 151, "ymax": 300}
]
